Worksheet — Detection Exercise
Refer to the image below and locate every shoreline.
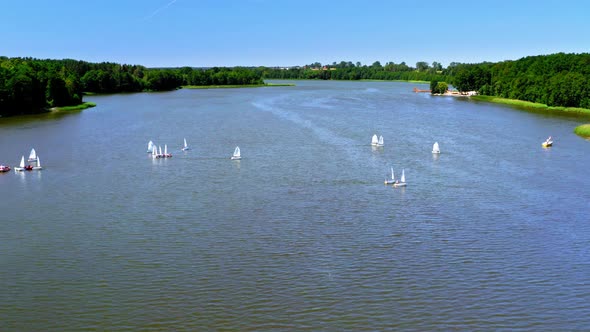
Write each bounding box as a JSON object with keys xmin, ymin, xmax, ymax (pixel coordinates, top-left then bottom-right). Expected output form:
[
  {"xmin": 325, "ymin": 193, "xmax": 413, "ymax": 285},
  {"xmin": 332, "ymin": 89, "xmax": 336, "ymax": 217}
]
[
  {"xmin": 470, "ymin": 95, "xmax": 590, "ymax": 116},
  {"xmin": 183, "ymin": 83, "xmax": 294, "ymax": 89},
  {"xmin": 51, "ymin": 102, "xmax": 97, "ymax": 112},
  {"xmin": 574, "ymin": 124, "xmax": 590, "ymax": 138}
]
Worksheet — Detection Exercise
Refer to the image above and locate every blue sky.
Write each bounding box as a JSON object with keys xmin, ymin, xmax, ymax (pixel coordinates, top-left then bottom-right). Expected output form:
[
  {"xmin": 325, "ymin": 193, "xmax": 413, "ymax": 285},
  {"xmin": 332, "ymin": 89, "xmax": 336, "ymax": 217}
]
[{"xmin": 1, "ymin": 0, "xmax": 588, "ymax": 68}]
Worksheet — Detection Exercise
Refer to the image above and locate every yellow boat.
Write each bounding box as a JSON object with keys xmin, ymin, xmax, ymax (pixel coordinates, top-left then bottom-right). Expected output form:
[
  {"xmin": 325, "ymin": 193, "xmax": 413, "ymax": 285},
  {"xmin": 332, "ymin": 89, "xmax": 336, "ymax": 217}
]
[{"xmin": 542, "ymin": 140, "xmax": 553, "ymax": 148}]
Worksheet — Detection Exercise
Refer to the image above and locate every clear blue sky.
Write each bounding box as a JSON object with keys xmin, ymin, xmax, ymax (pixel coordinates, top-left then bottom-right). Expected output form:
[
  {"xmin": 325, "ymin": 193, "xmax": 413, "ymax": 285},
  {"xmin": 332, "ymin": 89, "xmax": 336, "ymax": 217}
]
[{"xmin": 1, "ymin": 0, "xmax": 588, "ymax": 68}]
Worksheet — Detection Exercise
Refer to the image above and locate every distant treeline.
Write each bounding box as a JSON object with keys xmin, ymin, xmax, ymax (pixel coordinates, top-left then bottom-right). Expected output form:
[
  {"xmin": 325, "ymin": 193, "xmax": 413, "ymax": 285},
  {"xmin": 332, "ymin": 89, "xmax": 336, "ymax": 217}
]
[
  {"xmin": 0, "ymin": 56, "xmax": 263, "ymax": 116},
  {"xmin": 261, "ymin": 60, "xmax": 447, "ymax": 82},
  {"xmin": 450, "ymin": 53, "xmax": 590, "ymax": 108}
]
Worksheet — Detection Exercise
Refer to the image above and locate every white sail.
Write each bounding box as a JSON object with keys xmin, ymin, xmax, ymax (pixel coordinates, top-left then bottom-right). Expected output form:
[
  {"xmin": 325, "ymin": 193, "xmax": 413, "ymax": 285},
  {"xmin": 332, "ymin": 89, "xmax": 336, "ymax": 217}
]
[
  {"xmin": 432, "ymin": 142, "xmax": 440, "ymax": 154},
  {"xmin": 231, "ymin": 146, "xmax": 241, "ymax": 159},
  {"xmin": 147, "ymin": 141, "xmax": 154, "ymax": 153},
  {"xmin": 33, "ymin": 156, "xmax": 42, "ymax": 170},
  {"xmin": 182, "ymin": 138, "xmax": 189, "ymax": 151},
  {"xmin": 401, "ymin": 169, "xmax": 406, "ymax": 183},
  {"xmin": 152, "ymin": 144, "xmax": 157, "ymax": 158},
  {"xmin": 378, "ymin": 135, "xmax": 384, "ymax": 146},
  {"xmin": 164, "ymin": 144, "xmax": 168, "ymax": 155},
  {"xmin": 391, "ymin": 167, "xmax": 394, "ymax": 180},
  {"xmin": 371, "ymin": 134, "xmax": 379, "ymax": 145},
  {"xmin": 20, "ymin": 156, "xmax": 25, "ymax": 168},
  {"xmin": 28, "ymin": 148, "xmax": 37, "ymax": 162},
  {"xmin": 159, "ymin": 146, "xmax": 162, "ymax": 156}
]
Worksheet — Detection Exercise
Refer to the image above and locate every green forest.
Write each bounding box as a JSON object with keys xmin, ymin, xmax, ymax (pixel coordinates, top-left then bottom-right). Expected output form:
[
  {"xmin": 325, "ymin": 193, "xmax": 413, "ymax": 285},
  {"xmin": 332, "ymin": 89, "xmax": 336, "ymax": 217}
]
[
  {"xmin": 0, "ymin": 57, "xmax": 263, "ymax": 116},
  {"xmin": 450, "ymin": 53, "xmax": 590, "ymax": 109},
  {"xmin": 261, "ymin": 60, "xmax": 446, "ymax": 82},
  {"xmin": 1, "ymin": 52, "xmax": 589, "ymax": 117}
]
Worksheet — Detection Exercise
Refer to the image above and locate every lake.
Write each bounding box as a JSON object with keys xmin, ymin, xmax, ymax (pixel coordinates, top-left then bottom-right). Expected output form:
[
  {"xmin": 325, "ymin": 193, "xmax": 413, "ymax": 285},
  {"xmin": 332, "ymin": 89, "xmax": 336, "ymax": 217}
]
[{"xmin": 1, "ymin": 80, "xmax": 589, "ymax": 330}]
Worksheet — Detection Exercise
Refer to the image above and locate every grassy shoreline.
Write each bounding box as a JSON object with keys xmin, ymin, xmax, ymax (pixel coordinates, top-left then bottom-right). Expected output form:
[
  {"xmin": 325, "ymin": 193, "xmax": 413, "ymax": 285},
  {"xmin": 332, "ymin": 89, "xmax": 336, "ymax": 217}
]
[
  {"xmin": 183, "ymin": 83, "xmax": 294, "ymax": 89},
  {"xmin": 574, "ymin": 124, "xmax": 590, "ymax": 138},
  {"xmin": 471, "ymin": 95, "xmax": 590, "ymax": 115},
  {"xmin": 51, "ymin": 102, "xmax": 97, "ymax": 112}
]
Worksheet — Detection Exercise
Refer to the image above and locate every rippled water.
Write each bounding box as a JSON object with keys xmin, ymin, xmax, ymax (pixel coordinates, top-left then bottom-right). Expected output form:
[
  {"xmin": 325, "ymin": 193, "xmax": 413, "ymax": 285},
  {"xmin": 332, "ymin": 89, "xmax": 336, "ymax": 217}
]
[{"xmin": 1, "ymin": 81, "xmax": 590, "ymax": 330}]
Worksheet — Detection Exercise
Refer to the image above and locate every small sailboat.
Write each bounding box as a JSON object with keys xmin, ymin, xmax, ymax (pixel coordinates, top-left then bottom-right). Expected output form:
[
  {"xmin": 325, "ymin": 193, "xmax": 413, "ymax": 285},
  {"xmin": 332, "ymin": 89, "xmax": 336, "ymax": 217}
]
[
  {"xmin": 159, "ymin": 145, "xmax": 163, "ymax": 157},
  {"xmin": 231, "ymin": 146, "xmax": 241, "ymax": 160},
  {"xmin": 28, "ymin": 148, "xmax": 37, "ymax": 162},
  {"xmin": 384, "ymin": 167, "xmax": 396, "ymax": 185},
  {"xmin": 15, "ymin": 156, "xmax": 27, "ymax": 172},
  {"xmin": 163, "ymin": 144, "xmax": 172, "ymax": 158},
  {"xmin": 542, "ymin": 136, "xmax": 553, "ymax": 148},
  {"xmin": 32, "ymin": 156, "xmax": 42, "ymax": 170},
  {"xmin": 152, "ymin": 144, "xmax": 158, "ymax": 159},
  {"xmin": 394, "ymin": 169, "xmax": 407, "ymax": 187},
  {"xmin": 377, "ymin": 135, "xmax": 384, "ymax": 147},
  {"xmin": 181, "ymin": 138, "xmax": 190, "ymax": 151},
  {"xmin": 432, "ymin": 142, "xmax": 440, "ymax": 154},
  {"xmin": 371, "ymin": 134, "xmax": 379, "ymax": 146},
  {"xmin": 147, "ymin": 141, "xmax": 154, "ymax": 153}
]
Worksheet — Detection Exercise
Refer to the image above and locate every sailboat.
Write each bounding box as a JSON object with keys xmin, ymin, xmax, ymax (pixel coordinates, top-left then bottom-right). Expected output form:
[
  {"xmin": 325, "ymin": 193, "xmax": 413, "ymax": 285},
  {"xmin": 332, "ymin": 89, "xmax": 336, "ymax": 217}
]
[
  {"xmin": 28, "ymin": 148, "xmax": 37, "ymax": 162},
  {"xmin": 542, "ymin": 136, "xmax": 553, "ymax": 148},
  {"xmin": 393, "ymin": 169, "xmax": 407, "ymax": 187},
  {"xmin": 432, "ymin": 142, "xmax": 441, "ymax": 154},
  {"xmin": 384, "ymin": 167, "xmax": 396, "ymax": 184},
  {"xmin": 152, "ymin": 144, "xmax": 158, "ymax": 159},
  {"xmin": 158, "ymin": 145, "xmax": 163, "ymax": 157},
  {"xmin": 163, "ymin": 144, "xmax": 172, "ymax": 158},
  {"xmin": 377, "ymin": 135, "xmax": 384, "ymax": 147},
  {"xmin": 32, "ymin": 156, "xmax": 43, "ymax": 170},
  {"xmin": 147, "ymin": 141, "xmax": 154, "ymax": 153},
  {"xmin": 15, "ymin": 156, "xmax": 29, "ymax": 171},
  {"xmin": 371, "ymin": 134, "xmax": 379, "ymax": 146},
  {"xmin": 181, "ymin": 138, "xmax": 190, "ymax": 151},
  {"xmin": 231, "ymin": 146, "xmax": 241, "ymax": 160}
]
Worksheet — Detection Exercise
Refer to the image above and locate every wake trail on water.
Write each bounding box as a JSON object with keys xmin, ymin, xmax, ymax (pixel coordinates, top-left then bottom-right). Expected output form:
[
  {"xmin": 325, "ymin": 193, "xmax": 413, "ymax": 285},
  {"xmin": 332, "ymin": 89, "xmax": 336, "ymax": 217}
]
[{"xmin": 251, "ymin": 94, "xmax": 363, "ymax": 163}]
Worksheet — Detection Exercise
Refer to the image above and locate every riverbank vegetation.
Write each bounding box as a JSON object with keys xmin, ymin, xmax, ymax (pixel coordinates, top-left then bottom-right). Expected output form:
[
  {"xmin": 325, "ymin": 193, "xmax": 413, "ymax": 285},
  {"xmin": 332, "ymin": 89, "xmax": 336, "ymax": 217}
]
[
  {"xmin": 574, "ymin": 124, "xmax": 590, "ymax": 138},
  {"xmin": 2, "ymin": 52, "xmax": 589, "ymax": 117},
  {"xmin": 183, "ymin": 83, "xmax": 294, "ymax": 89},
  {"xmin": 0, "ymin": 57, "xmax": 264, "ymax": 116},
  {"xmin": 53, "ymin": 102, "xmax": 96, "ymax": 112},
  {"xmin": 261, "ymin": 61, "xmax": 447, "ymax": 82},
  {"xmin": 449, "ymin": 53, "xmax": 590, "ymax": 110}
]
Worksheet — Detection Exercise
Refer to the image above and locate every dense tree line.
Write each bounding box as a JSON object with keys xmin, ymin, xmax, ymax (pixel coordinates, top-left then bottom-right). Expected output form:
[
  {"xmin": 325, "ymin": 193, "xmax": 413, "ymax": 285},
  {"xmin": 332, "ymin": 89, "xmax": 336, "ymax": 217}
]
[
  {"xmin": 450, "ymin": 53, "xmax": 590, "ymax": 108},
  {"xmin": 0, "ymin": 57, "xmax": 263, "ymax": 116},
  {"xmin": 261, "ymin": 61, "xmax": 447, "ymax": 82}
]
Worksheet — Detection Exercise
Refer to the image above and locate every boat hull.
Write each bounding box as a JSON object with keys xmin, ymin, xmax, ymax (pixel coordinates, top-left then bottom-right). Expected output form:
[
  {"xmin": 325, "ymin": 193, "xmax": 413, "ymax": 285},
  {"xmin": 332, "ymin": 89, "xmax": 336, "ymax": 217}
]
[
  {"xmin": 393, "ymin": 183, "xmax": 407, "ymax": 187},
  {"xmin": 542, "ymin": 142, "xmax": 553, "ymax": 147}
]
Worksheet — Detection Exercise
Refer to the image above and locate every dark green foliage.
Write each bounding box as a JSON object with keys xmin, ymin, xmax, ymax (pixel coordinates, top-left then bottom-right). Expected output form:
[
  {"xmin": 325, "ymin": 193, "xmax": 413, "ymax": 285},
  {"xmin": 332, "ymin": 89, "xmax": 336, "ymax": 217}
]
[
  {"xmin": 262, "ymin": 61, "xmax": 447, "ymax": 82},
  {"xmin": 430, "ymin": 81, "xmax": 448, "ymax": 94},
  {"xmin": 0, "ymin": 57, "xmax": 264, "ymax": 116},
  {"xmin": 450, "ymin": 53, "xmax": 590, "ymax": 108}
]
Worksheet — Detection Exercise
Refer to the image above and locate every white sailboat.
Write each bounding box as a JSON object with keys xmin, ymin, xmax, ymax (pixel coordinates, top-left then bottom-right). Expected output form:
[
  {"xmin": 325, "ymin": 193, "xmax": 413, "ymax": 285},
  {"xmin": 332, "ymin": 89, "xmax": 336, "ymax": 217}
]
[
  {"xmin": 33, "ymin": 156, "xmax": 42, "ymax": 170},
  {"xmin": 432, "ymin": 142, "xmax": 440, "ymax": 154},
  {"xmin": 394, "ymin": 169, "xmax": 407, "ymax": 187},
  {"xmin": 231, "ymin": 146, "xmax": 241, "ymax": 160},
  {"xmin": 371, "ymin": 134, "xmax": 379, "ymax": 146},
  {"xmin": 377, "ymin": 135, "xmax": 384, "ymax": 147},
  {"xmin": 147, "ymin": 141, "xmax": 154, "ymax": 153},
  {"xmin": 182, "ymin": 138, "xmax": 190, "ymax": 151},
  {"xmin": 28, "ymin": 148, "xmax": 37, "ymax": 162},
  {"xmin": 15, "ymin": 156, "xmax": 26, "ymax": 172},
  {"xmin": 152, "ymin": 144, "xmax": 158, "ymax": 158},
  {"xmin": 384, "ymin": 167, "xmax": 395, "ymax": 184},
  {"xmin": 159, "ymin": 145, "xmax": 163, "ymax": 157},
  {"xmin": 163, "ymin": 144, "xmax": 172, "ymax": 158}
]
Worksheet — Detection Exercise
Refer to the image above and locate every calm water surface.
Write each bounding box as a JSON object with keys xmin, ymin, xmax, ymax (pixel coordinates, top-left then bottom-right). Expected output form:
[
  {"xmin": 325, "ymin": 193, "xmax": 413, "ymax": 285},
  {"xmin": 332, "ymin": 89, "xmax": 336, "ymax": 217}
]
[{"xmin": 1, "ymin": 81, "xmax": 589, "ymax": 330}]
